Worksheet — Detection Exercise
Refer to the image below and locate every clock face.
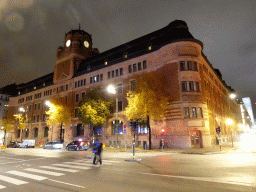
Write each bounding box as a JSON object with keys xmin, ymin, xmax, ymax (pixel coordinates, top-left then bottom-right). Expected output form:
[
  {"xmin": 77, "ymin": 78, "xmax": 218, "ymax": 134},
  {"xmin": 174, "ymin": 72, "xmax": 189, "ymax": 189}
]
[
  {"xmin": 66, "ymin": 40, "xmax": 71, "ymax": 47},
  {"xmin": 84, "ymin": 41, "xmax": 89, "ymax": 48}
]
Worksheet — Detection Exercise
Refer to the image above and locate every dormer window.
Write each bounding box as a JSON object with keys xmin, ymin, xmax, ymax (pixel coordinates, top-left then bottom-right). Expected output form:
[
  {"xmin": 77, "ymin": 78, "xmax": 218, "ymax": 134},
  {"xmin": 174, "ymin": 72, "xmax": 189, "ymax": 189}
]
[
  {"xmin": 148, "ymin": 43, "xmax": 152, "ymax": 51},
  {"xmin": 34, "ymin": 86, "xmax": 36, "ymax": 90},
  {"xmin": 105, "ymin": 61, "xmax": 108, "ymax": 65},
  {"xmin": 124, "ymin": 52, "xmax": 128, "ymax": 59}
]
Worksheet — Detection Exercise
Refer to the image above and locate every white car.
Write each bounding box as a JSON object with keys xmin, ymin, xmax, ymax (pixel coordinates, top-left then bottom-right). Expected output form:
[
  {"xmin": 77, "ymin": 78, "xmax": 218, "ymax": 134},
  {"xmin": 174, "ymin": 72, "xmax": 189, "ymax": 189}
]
[
  {"xmin": 43, "ymin": 141, "xmax": 63, "ymax": 149},
  {"xmin": 18, "ymin": 140, "xmax": 35, "ymax": 148}
]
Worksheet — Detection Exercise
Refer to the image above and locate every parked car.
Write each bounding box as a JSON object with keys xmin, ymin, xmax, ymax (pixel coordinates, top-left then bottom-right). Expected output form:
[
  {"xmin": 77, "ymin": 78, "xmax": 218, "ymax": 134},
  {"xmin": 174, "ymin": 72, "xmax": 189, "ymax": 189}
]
[
  {"xmin": 7, "ymin": 142, "xmax": 19, "ymax": 148},
  {"xmin": 43, "ymin": 141, "xmax": 63, "ymax": 149},
  {"xmin": 18, "ymin": 140, "xmax": 35, "ymax": 148},
  {"xmin": 66, "ymin": 141, "xmax": 90, "ymax": 151}
]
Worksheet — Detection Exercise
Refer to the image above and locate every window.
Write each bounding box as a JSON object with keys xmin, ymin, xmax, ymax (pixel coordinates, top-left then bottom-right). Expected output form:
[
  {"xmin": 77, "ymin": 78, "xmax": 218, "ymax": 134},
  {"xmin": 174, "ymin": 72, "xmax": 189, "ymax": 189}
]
[
  {"xmin": 182, "ymin": 81, "xmax": 187, "ymax": 91},
  {"xmin": 100, "ymin": 74, "xmax": 103, "ymax": 81},
  {"xmin": 198, "ymin": 107, "xmax": 203, "ymax": 118},
  {"xmin": 81, "ymin": 80, "xmax": 83, "ymax": 86},
  {"xmin": 37, "ymin": 115, "xmax": 40, "ymax": 122},
  {"xmin": 44, "ymin": 127, "xmax": 49, "ymax": 137},
  {"xmin": 193, "ymin": 62, "xmax": 198, "ymax": 71},
  {"xmin": 75, "ymin": 94, "xmax": 79, "ymax": 102},
  {"xmin": 120, "ymin": 68, "xmax": 123, "ymax": 76},
  {"xmin": 112, "ymin": 70, "xmax": 114, "ymax": 78},
  {"xmin": 75, "ymin": 108, "xmax": 79, "ymax": 117},
  {"xmin": 131, "ymin": 80, "xmax": 136, "ymax": 91},
  {"xmin": 93, "ymin": 76, "xmax": 96, "ymax": 83},
  {"xmin": 133, "ymin": 63, "xmax": 137, "ymax": 72},
  {"xmin": 97, "ymin": 75, "xmax": 100, "ymax": 82},
  {"xmin": 196, "ymin": 82, "xmax": 200, "ymax": 91},
  {"xmin": 143, "ymin": 60, "xmax": 147, "ymax": 69},
  {"xmin": 33, "ymin": 116, "xmax": 36, "ymax": 122},
  {"xmin": 84, "ymin": 79, "xmax": 86, "ymax": 85},
  {"xmin": 180, "ymin": 61, "xmax": 185, "ymax": 71},
  {"xmin": 117, "ymin": 84, "xmax": 122, "ymax": 94},
  {"xmin": 137, "ymin": 121, "xmax": 148, "ymax": 134},
  {"xmin": 189, "ymin": 81, "xmax": 194, "ymax": 91},
  {"xmin": 66, "ymin": 84, "xmax": 68, "ymax": 90},
  {"xmin": 38, "ymin": 103, "xmax": 41, "ymax": 110},
  {"xmin": 108, "ymin": 72, "xmax": 110, "ymax": 79},
  {"xmin": 129, "ymin": 65, "xmax": 132, "ymax": 73},
  {"xmin": 138, "ymin": 62, "xmax": 141, "ymax": 71},
  {"xmin": 192, "ymin": 107, "xmax": 197, "ymax": 118},
  {"xmin": 90, "ymin": 77, "xmax": 92, "ymax": 84},
  {"xmin": 43, "ymin": 114, "xmax": 46, "ymax": 122},
  {"xmin": 29, "ymin": 105, "xmax": 32, "ymax": 112},
  {"xmin": 187, "ymin": 61, "xmax": 192, "ymax": 70},
  {"xmin": 112, "ymin": 120, "xmax": 123, "ymax": 135},
  {"xmin": 116, "ymin": 69, "xmax": 119, "ymax": 77},
  {"xmin": 25, "ymin": 129, "xmax": 29, "ymax": 138},
  {"xmin": 34, "ymin": 128, "xmax": 38, "ymax": 138},
  {"xmin": 82, "ymin": 92, "xmax": 86, "ymax": 98},
  {"xmin": 184, "ymin": 107, "xmax": 190, "ymax": 118},
  {"xmin": 76, "ymin": 124, "xmax": 84, "ymax": 136},
  {"xmin": 34, "ymin": 104, "xmax": 37, "ymax": 110},
  {"xmin": 118, "ymin": 101, "xmax": 123, "ymax": 112},
  {"xmin": 78, "ymin": 81, "xmax": 80, "ymax": 87}
]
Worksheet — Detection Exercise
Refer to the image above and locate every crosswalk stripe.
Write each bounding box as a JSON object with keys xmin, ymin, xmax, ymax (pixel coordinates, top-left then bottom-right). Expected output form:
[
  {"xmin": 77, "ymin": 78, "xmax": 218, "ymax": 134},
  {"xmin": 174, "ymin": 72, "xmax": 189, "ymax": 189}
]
[
  {"xmin": 7, "ymin": 171, "xmax": 47, "ymax": 181},
  {"xmin": 75, "ymin": 159, "xmax": 119, "ymax": 163},
  {"xmin": 24, "ymin": 168, "xmax": 65, "ymax": 176},
  {"xmin": 40, "ymin": 166, "xmax": 79, "ymax": 173},
  {"xmin": 64, "ymin": 162, "xmax": 95, "ymax": 167},
  {"xmin": 52, "ymin": 164, "xmax": 91, "ymax": 170},
  {"xmin": 0, "ymin": 175, "xmax": 28, "ymax": 185},
  {"xmin": 0, "ymin": 185, "xmax": 5, "ymax": 189}
]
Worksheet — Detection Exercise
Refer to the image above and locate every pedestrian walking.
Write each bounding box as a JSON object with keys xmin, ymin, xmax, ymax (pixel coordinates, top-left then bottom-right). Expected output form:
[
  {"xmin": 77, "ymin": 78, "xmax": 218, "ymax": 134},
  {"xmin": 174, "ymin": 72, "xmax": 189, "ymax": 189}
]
[{"xmin": 92, "ymin": 139, "xmax": 103, "ymax": 165}]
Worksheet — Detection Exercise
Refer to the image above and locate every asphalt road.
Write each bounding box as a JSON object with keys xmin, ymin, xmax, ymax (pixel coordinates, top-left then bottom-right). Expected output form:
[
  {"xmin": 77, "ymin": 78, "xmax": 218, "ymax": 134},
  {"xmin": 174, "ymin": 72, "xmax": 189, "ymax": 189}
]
[{"xmin": 0, "ymin": 148, "xmax": 255, "ymax": 192}]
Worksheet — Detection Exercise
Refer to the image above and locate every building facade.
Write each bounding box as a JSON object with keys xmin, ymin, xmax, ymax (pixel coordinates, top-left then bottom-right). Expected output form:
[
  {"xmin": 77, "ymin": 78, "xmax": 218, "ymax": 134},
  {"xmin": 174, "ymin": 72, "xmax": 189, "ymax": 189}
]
[{"xmin": 6, "ymin": 20, "xmax": 241, "ymax": 148}]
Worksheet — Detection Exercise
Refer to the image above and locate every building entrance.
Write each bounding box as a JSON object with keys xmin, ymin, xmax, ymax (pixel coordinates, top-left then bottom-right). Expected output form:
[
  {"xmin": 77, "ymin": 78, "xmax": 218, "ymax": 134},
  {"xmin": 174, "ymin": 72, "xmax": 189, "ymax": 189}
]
[{"xmin": 190, "ymin": 130, "xmax": 203, "ymax": 148}]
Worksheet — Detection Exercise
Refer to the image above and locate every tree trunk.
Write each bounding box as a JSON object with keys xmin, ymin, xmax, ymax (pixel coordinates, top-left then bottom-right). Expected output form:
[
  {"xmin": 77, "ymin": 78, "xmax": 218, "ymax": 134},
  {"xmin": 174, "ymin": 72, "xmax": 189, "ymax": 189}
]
[
  {"xmin": 20, "ymin": 129, "xmax": 23, "ymax": 142},
  {"xmin": 60, "ymin": 122, "xmax": 63, "ymax": 142},
  {"xmin": 147, "ymin": 115, "xmax": 152, "ymax": 150},
  {"xmin": 3, "ymin": 130, "xmax": 6, "ymax": 146}
]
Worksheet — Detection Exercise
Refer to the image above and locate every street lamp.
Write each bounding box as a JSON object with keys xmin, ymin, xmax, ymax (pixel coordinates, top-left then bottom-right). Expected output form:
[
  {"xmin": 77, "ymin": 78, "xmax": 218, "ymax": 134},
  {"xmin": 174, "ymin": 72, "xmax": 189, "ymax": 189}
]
[
  {"xmin": 107, "ymin": 84, "xmax": 119, "ymax": 148},
  {"xmin": 226, "ymin": 118, "xmax": 233, "ymax": 148},
  {"xmin": 230, "ymin": 93, "xmax": 236, "ymax": 99}
]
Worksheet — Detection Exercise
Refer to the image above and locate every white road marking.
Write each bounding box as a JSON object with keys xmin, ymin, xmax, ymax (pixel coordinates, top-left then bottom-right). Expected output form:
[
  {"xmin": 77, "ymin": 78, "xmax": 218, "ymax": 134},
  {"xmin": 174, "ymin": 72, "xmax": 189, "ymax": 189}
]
[
  {"xmin": 7, "ymin": 171, "xmax": 47, "ymax": 181},
  {"xmin": 48, "ymin": 179, "xmax": 86, "ymax": 189},
  {"xmin": 0, "ymin": 175, "xmax": 28, "ymax": 185},
  {"xmin": 0, "ymin": 185, "xmax": 5, "ymax": 189},
  {"xmin": 52, "ymin": 164, "xmax": 92, "ymax": 170},
  {"xmin": 40, "ymin": 166, "xmax": 79, "ymax": 173},
  {"xmin": 24, "ymin": 168, "xmax": 65, "ymax": 176},
  {"xmin": 64, "ymin": 162, "xmax": 96, "ymax": 167}
]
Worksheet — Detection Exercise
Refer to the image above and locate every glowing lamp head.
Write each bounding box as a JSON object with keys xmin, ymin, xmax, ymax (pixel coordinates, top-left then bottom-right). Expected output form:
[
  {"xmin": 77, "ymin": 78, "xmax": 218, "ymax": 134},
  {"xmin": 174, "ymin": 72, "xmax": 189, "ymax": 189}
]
[
  {"xmin": 226, "ymin": 119, "xmax": 233, "ymax": 125},
  {"xmin": 107, "ymin": 85, "xmax": 116, "ymax": 94},
  {"xmin": 230, "ymin": 93, "xmax": 236, "ymax": 99}
]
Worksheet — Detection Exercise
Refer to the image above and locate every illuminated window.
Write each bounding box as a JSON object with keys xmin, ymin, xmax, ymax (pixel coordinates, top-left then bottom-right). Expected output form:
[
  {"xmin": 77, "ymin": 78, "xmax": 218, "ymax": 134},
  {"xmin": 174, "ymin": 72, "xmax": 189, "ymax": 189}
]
[
  {"xmin": 192, "ymin": 107, "xmax": 197, "ymax": 118},
  {"xmin": 148, "ymin": 46, "xmax": 152, "ymax": 50},
  {"xmin": 184, "ymin": 107, "xmax": 190, "ymax": 118},
  {"xmin": 105, "ymin": 61, "xmax": 108, "ymax": 65}
]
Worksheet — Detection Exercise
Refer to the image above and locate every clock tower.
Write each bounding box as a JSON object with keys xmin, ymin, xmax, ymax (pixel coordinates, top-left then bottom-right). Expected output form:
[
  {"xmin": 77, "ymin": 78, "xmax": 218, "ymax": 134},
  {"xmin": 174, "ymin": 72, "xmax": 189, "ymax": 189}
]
[{"xmin": 53, "ymin": 25, "xmax": 99, "ymax": 84}]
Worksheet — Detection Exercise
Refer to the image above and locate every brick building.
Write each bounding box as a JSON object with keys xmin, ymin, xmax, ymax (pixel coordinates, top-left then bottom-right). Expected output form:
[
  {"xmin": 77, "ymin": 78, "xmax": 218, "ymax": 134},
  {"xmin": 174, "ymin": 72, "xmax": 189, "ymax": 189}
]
[{"xmin": 6, "ymin": 20, "xmax": 241, "ymax": 148}]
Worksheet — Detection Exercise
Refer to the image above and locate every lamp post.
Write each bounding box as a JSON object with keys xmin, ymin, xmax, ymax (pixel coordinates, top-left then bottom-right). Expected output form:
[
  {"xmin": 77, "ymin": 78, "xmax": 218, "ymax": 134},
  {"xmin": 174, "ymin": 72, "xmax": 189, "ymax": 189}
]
[
  {"xmin": 226, "ymin": 118, "xmax": 233, "ymax": 148},
  {"xmin": 45, "ymin": 101, "xmax": 54, "ymax": 141},
  {"xmin": 107, "ymin": 85, "xmax": 119, "ymax": 148}
]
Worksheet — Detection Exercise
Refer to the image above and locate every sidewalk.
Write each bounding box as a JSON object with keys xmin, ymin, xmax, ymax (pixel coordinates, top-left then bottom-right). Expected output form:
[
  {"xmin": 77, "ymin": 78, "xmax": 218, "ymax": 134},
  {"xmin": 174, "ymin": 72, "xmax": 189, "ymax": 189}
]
[{"xmin": 102, "ymin": 141, "xmax": 239, "ymax": 156}]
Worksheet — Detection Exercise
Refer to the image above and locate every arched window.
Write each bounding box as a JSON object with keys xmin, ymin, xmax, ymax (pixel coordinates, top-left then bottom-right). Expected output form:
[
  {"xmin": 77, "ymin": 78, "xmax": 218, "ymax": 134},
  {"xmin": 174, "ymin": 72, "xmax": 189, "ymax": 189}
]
[
  {"xmin": 34, "ymin": 128, "xmax": 38, "ymax": 138},
  {"xmin": 111, "ymin": 120, "xmax": 123, "ymax": 135},
  {"xmin": 44, "ymin": 127, "xmax": 49, "ymax": 137},
  {"xmin": 25, "ymin": 129, "xmax": 29, "ymax": 138},
  {"xmin": 76, "ymin": 124, "xmax": 84, "ymax": 136}
]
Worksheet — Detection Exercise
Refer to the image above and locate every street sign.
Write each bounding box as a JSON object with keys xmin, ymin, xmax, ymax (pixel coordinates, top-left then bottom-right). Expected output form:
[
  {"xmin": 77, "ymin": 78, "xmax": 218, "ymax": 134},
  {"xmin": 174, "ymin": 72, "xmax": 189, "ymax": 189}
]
[{"xmin": 124, "ymin": 129, "xmax": 126, "ymax": 134}]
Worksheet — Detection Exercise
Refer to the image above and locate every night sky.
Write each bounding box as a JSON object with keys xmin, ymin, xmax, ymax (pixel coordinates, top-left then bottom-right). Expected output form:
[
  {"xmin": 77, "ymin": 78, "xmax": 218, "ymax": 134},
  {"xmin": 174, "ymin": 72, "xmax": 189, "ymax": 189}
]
[{"xmin": 0, "ymin": 0, "xmax": 255, "ymax": 116}]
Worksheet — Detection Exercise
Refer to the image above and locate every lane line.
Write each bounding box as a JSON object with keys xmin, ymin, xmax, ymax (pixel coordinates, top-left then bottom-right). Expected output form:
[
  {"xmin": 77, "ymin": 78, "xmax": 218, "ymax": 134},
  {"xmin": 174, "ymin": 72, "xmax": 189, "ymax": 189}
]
[
  {"xmin": 0, "ymin": 175, "xmax": 28, "ymax": 185},
  {"xmin": 7, "ymin": 171, "xmax": 47, "ymax": 181},
  {"xmin": 40, "ymin": 166, "xmax": 79, "ymax": 173},
  {"xmin": 47, "ymin": 179, "xmax": 86, "ymax": 189},
  {"xmin": 24, "ymin": 168, "xmax": 65, "ymax": 176},
  {"xmin": 52, "ymin": 164, "xmax": 92, "ymax": 169}
]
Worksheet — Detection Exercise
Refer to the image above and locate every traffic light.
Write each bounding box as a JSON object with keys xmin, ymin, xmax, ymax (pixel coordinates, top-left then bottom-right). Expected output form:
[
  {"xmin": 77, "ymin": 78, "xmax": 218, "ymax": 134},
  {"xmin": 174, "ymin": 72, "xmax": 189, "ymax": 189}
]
[{"xmin": 216, "ymin": 126, "xmax": 221, "ymax": 134}]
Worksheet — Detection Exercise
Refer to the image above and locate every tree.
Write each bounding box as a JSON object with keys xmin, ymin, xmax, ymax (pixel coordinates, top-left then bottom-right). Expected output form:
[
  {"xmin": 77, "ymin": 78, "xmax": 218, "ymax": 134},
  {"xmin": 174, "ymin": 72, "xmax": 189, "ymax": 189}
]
[
  {"xmin": 13, "ymin": 114, "xmax": 26, "ymax": 142},
  {"xmin": 45, "ymin": 96, "xmax": 73, "ymax": 142},
  {"xmin": 78, "ymin": 86, "xmax": 113, "ymax": 135},
  {"xmin": 125, "ymin": 71, "xmax": 171, "ymax": 150},
  {"xmin": 0, "ymin": 112, "xmax": 16, "ymax": 144}
]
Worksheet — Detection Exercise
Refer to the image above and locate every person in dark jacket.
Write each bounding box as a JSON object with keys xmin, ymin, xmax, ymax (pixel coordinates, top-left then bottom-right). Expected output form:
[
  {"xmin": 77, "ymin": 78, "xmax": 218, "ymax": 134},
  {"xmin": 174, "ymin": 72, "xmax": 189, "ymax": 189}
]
[{"xmin": 92, "ymin": 140, "xmax": 102, "ymax": 165}]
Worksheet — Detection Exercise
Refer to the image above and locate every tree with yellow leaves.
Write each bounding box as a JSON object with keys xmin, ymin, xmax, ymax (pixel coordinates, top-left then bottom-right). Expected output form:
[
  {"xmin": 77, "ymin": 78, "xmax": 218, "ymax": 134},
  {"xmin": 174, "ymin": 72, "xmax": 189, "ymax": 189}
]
[
  {"xmin": 125, "ymin": 71, "xmax": 171, "ymax": 150},
  {"xmin": 45, "ymin": 96, "xmax": 73, "ymax": 142},
  {"xmin": 0, "ymin": 112, "xmax": 16, "ymax": 144},
  {"xmin": 78, "ymin": 86, "xmax": 113, "ymax": 135},
  {"xmin": 13, "ymin": 113, "xmax": 26, "ymax": 142}
]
